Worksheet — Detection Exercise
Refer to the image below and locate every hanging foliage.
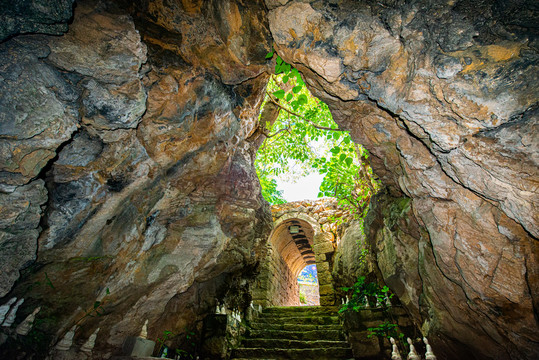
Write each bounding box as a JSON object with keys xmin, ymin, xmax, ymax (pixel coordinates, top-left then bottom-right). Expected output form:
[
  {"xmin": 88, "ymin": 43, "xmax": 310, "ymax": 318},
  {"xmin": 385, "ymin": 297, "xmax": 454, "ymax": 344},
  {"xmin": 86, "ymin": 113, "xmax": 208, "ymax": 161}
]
[{"xmin": 255, "ymin": 52, "xmax": 380, "ymax": 215}]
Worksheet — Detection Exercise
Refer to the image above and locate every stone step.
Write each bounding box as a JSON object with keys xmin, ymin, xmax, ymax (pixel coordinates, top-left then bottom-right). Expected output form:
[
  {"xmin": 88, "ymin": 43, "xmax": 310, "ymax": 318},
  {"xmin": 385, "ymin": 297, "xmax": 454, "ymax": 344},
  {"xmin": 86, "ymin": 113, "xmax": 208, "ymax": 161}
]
[
  {"xmin": 256, "ymin": 315, "xmax": 340, "ymax": 325},
  {"xmin": 258, "ymin": 312, "xmax": 340, "ymax": 319},
  {"xmin": 241, "ymin": 338, "xmax": 350, "ymax": 349},
  {"xmin": 248, "ymin": 329, "xmax": 346, "ymax": 341},
  {"xmin": 261, "ymin": 306, "xmax": 340, "ymax": 316},
  {"xmin": 249, "ymin": 322, "xmax": 342, "ymax": 331},
  {"xmin": 231, "ymin": 347, "xmax": 353, "ymax": 360},
  {"xmin": 260, "ymin": 308, "xmax": 339, "ymax": 317}
]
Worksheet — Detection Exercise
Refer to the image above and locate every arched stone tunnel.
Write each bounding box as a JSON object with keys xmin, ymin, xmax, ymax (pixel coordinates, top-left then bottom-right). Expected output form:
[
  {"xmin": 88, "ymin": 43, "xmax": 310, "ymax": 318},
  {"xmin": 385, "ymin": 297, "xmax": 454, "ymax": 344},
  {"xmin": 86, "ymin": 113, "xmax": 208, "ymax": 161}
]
[
  {"xmin": 0, "ymin": 1, "xmax": 537, "ymax": 360},
  {"xmin": 252, "ymin": 201, "xmax": 341, "ymax": 307}
]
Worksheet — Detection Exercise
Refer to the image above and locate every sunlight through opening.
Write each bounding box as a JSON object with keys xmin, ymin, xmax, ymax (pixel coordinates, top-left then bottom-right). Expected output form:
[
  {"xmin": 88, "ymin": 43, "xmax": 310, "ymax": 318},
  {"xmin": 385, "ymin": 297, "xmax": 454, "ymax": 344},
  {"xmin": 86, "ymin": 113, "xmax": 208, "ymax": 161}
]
[{"xmin": 298, "ymin": 264, "xmax": 319, "ymax": 306}]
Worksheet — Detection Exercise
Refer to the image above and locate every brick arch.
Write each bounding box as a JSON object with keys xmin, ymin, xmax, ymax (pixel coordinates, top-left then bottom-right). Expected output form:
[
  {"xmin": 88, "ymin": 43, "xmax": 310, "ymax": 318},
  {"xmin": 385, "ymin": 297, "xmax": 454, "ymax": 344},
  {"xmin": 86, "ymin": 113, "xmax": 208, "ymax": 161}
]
[
  {"xmin": 272, "ymin": 212, "xmax": 321, "ymax": 237},
  {"xmin": 252, "ymin": 210, "xmax": 337, "ymax": 306},
  {"xmin": 270, "ymin": 217, "xmax": 317, "ymax": 278}
]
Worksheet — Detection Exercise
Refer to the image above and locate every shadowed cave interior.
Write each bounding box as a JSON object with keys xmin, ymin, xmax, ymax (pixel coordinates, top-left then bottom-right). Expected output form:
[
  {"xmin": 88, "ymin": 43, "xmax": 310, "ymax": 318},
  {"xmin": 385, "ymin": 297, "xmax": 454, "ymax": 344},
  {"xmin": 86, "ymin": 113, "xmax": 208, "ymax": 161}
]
[{"xmin": 0, "ymin": 0, "xmax": 537, "ymax": 359}]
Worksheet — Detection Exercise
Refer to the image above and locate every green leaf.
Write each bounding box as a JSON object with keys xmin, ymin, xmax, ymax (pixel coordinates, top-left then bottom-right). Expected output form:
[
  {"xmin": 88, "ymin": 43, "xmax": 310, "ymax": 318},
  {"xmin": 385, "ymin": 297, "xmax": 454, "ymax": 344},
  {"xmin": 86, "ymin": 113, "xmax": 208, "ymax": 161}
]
[
  {"xmin": 283, "ymin": 75, "xmax": 289, "ymax": 83},
  {"xmin": 106, "ymin": 287, "xmax": 110, "ymax": 295},
  {"xmin": 273, "ymin": 89, "xmax": 285, "ymax": 99},
  {"xmin": 94, "ymin": 301, "xmax": 101, "ymax": 309},
  {"xmin": 284, "ymin": 63, "xmax": 291, "ymax": 73},
  {"xmin": 276, "ymin": 56, "xmax": 283, "ymax": 65},
  {"xmin": 265, "ymin": 51, "xmax": 274, "ymax": 59},
  {"xmin": 255, "ymin": 71, "xmax": 380, "ymax": 215}
]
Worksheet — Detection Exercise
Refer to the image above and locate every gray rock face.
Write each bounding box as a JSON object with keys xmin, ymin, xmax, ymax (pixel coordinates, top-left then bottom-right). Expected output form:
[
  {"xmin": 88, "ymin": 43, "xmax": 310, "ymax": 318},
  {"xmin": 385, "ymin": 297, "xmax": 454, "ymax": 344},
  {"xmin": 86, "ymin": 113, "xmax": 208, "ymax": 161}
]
[
  {"xmin": 0, "ymin": 36, "xmax": 79, "ymax": 186},
  {"xmin": 81, "ymin": 78, "xmax": 147, "ymax": 130},
  {"xmin": 0, "ymin": 36, "xmax": 70, "ymax": 293},
  {"xmin": 0, "ymin": 180, "xmax": 47, "ymax": 297},
  {"xmin": 0, "ymin": 1, "xmax": 536, "ymax": 360},
  {"xmin": 0, "ymin": 0, "xmax": 74, "ymax": 42},
  {"xmin": 55, "ymin": 132, "xmax": 103, "ymax": 167},
  {"xmin": 267, "ymin": 1, "xmax": 538, "ymax": 359}
]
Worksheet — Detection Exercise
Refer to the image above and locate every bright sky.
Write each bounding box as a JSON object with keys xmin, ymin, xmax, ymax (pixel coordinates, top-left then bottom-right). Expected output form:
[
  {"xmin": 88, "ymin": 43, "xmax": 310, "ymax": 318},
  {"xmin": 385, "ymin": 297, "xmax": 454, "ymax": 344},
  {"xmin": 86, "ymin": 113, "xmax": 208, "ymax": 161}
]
[{"xmin": 276, "ymin": 172, "xmax": 324, "ymax": 202}]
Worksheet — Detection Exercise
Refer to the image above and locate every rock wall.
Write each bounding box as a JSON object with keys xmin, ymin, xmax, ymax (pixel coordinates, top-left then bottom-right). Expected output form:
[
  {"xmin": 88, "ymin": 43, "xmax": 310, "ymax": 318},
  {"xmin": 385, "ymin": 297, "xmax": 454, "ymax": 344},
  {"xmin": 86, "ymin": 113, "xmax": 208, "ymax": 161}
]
[
  {"xmin": 267, "ymin": 1, "xmax": 538, "ymax": 359},
  {"xmin": 0, "ymin": 0, "xmax": 273, "ymax": 358},
  {"xmin": 332, "ymin": 219, "xmax": 371, "ymax": 293},
  {"xmin": 0, "ymin": 0, "xmax": 537, "ymax": 359}
]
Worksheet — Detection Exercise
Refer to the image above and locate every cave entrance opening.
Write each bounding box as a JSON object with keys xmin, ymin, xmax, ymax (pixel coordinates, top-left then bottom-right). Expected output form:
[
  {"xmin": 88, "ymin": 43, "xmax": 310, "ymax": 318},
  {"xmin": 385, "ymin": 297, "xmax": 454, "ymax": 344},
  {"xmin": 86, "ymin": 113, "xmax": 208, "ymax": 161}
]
[
  {"xmin": 298, "ymin": 264, "xmax": 320, "ymax": 306},
  {"xmin": 254, "ymin": 70, "xmax": 358, "ymax": 205},
  {"xmin": 252, "ymin": 57, "xmax": 379, "ymax": 307},
  {"xmin": 251, "ymin": 217, "xmax": 320, "ymax": 306},
  {"xmin": 254, "ymin": 66, "xmax": 378, "ymax": 211}
]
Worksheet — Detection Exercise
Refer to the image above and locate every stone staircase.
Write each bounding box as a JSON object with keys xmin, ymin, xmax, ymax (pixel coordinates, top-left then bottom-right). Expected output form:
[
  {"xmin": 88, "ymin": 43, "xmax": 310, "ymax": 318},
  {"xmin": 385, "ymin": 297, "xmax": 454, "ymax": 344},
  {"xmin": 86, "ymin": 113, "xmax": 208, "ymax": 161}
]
[{"xmin": 231, "ymin": 306, "xmax": 354, "ymax": 360}]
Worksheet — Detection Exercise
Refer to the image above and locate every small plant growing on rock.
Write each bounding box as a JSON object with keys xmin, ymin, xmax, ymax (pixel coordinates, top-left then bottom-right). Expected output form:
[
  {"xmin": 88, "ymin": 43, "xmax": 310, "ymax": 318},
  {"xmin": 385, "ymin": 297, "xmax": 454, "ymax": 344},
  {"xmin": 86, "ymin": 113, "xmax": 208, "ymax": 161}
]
[
  {"xmin": 367, "ymin": 320, "xmax": 402, "ymax": 340},
  {"xmin": 339, "ymin": 276, "xmax": 393, "ymax": 312},
  {"xmin": 340, "ymin": 277, "xmax": 409, "ymax": 352},
  {"xmin": 75, "ymin": 287, "xmax": 110, "ymax": 325},
  {"xmin": 156, "ymin": 328, "xmax": 197, "ymax": 359}
]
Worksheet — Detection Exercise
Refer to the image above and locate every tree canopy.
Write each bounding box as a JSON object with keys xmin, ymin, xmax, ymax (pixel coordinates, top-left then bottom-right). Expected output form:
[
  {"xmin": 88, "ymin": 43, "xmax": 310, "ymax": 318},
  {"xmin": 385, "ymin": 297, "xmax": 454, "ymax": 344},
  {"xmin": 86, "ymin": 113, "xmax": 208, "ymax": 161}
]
[{"xmin": 255, "ymin": 53, "xmax": 380, "ymax": 217}]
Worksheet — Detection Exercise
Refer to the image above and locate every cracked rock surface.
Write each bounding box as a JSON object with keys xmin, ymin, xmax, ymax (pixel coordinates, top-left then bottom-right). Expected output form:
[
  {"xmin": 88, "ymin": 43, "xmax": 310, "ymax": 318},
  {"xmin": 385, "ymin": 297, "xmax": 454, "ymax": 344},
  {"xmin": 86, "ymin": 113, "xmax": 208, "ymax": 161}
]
[
  {"xmin": 0, "ymin": 0, "xmax": 537, "ymax": 359},
  {"xmin": 267, "ymin": 1, "xmax": 537, "ymax": 359}
]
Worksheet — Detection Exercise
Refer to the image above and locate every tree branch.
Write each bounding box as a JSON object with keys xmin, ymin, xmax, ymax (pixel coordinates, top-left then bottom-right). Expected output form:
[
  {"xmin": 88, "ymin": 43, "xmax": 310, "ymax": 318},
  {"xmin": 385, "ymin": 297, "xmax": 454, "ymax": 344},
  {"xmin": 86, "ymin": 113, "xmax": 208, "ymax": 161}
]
[
  {"xmin": 263, "ymin": 125, "xmax": 292, "ymax": 138},
  {"xmin": 265, "ymin": 93, "xmax": 344, "ymax": 132}
]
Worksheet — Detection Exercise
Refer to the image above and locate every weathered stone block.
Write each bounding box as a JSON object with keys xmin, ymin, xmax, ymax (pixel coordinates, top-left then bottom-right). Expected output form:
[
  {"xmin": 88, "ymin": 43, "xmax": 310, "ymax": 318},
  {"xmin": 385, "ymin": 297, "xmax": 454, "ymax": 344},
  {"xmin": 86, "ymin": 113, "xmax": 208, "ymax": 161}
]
[
  {"xmin": 121, "ymin": 336, "xmax": 155, "ymax": 357},
  {"xmin": 320, "ymin": 295, "xmax": 335, "ymax": 306},
  {"xmin": 316, "ymin": 262, "xmax": 330, "ymax": 272},
  {"xmin": 349, "ymin": 331, "xmax": 380, "ymax": 358},
  {"xmin": 314, "ymin": 242, "xmax": 334, "ymax": 254},
  {"xmin": 317, "ymin": 270, "xmax": 332, "ymax": 285},
  {"xmin": 319, "ymin": 284, "xmax": 334, "ymax": 296},
  {"xmin": 315, "ymin": 253, "xmax": 326, "ymax": 261},
  {"xmin": 313, "ymin": 232, "xmax": 334, "ymax": 245}
]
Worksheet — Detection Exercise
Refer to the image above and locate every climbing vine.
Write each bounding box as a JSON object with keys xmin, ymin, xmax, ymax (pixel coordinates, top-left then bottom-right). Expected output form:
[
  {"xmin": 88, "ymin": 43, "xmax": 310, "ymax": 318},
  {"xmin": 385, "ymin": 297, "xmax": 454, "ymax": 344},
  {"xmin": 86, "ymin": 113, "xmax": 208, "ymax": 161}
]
[
  {"xmin": 340, "ymin": 276, "xmax": 407, "ymax": 349},
  {"xmin": 256, "ymin": 51, "xmax": 380, "ymax": 214}
]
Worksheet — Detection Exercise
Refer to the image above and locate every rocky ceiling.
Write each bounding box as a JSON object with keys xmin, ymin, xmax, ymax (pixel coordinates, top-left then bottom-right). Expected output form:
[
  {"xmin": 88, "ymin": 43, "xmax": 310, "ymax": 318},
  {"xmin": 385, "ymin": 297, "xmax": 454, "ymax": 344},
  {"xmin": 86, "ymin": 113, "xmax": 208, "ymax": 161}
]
[{"xmin": 0, "ymin": 0, "xmax": 537, "ymax": 359}]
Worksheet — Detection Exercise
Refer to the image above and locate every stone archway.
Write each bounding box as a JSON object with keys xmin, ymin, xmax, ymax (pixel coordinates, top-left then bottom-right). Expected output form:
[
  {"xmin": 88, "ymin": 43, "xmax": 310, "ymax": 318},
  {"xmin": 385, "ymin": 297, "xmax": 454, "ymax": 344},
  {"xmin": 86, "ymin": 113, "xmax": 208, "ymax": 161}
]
[{"xmin": 252, "ymin": 201, "xmax": 340, "ymax": 307}]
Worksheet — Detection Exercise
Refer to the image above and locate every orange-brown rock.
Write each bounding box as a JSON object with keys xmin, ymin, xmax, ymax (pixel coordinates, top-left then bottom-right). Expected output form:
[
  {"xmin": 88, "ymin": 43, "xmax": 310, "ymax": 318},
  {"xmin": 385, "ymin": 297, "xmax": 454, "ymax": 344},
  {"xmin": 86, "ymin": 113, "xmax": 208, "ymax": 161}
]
[
  {"xmin": 267, "ymin": 1, "xmax": 537, "ymax": 359},
  {"xmin": 0, "ymin": 1, "xmax": 537, "ymax": 359}
]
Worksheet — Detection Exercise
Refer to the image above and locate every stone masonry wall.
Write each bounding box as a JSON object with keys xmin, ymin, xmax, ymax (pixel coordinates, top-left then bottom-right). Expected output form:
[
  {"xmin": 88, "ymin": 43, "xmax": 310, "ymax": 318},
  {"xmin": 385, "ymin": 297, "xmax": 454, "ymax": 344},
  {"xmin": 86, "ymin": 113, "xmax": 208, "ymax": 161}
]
[
  {"xmin": 253, "ymin": 198, "xmax": 353, "ymax": 307},
  {"xmin": 252, "ymin": 242, "xmax": 300, "ymax": 307}
]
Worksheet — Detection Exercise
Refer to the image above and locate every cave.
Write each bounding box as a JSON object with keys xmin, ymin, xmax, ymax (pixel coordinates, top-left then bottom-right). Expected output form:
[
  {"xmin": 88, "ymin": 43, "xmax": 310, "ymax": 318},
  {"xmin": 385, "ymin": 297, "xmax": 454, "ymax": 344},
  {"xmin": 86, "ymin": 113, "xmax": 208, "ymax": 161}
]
[{"xmin": 0, "ymin": 1, "xmax": 537, "ymax": 360}]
